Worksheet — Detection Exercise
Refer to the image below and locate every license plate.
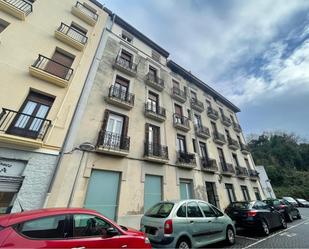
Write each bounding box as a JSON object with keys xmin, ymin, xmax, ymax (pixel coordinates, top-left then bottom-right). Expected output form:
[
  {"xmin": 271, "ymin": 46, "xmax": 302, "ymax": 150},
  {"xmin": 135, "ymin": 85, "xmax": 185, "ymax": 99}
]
[{"xmin": 234, "ymin": 211, "xmax": 239, "ymax": 214}]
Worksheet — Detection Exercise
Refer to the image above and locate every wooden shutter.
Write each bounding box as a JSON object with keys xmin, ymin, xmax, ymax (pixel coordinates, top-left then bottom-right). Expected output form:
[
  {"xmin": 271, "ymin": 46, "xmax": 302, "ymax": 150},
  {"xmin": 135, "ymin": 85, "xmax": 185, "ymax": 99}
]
[
  {"xmin": 45, "ymin": 50, "xmax": 74, "ymax": 79},
  {"xmin": 101, "ymin": 109, "xmax": 110, "ymax": 130},
  {"xmin": 122, "ymin": 115, "xmax": 129, "ymax": 137},
  {"xmin": 175, "ymin": 104, "xmax": 182, "ymax": 116}
]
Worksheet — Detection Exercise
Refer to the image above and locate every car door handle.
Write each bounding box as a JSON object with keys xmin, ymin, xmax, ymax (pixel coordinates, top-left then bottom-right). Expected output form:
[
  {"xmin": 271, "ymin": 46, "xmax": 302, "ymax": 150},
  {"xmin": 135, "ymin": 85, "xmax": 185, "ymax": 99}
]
[
  {"xmin": 72, "ymin": 247, "xmax": 85, "ymax": 249},
  {"xmin": 207, "ymin": 220, "xmax": 212, "ymax": 223},
  {"xmin": 121, "ymin": 245, "xmax": 128, "ymax": 248}
]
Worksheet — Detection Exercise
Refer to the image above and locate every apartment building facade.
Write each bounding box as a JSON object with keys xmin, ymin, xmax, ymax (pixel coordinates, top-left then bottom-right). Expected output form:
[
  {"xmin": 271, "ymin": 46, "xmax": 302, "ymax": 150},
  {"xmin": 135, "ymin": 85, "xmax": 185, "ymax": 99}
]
[
  {"xmin": 0, "ymin": 0, "xmax": 108, "ymax": 213},
  {"xmin": 48, "ymin": 14, "xmax": 264, "ymax": 228}
]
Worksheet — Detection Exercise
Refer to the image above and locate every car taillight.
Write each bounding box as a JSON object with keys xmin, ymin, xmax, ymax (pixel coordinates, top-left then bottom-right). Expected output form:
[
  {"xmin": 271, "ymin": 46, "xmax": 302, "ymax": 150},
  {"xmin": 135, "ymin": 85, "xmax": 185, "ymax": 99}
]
[
  {"xmin": 279, "ymin": 204, "xmax": 286, "ymax": 209},
  {"xmin": 164, "ymin": 219, "xmax": 173, "ymax": 234},
  {"xmin": 247, "ymin": 210, "xmax": 257, "ymax": 217}
]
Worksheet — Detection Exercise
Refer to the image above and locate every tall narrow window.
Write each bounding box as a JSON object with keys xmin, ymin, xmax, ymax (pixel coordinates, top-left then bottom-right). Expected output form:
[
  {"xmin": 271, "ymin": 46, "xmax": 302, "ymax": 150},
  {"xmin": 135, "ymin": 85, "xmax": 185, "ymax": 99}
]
[
  {"xmin": 230, "ymin": 114, "xmax": 235, "ymax": 123},
  {"xmin": 225, "ymin": 184, "xmax": 237, "ymax": 203},
  {"xmin": 225, "ymin": 129, "xmax": 231, "ymax": 140},
  {"xmin": 206, "ymin": 182, "xmax": 218, "ymax": 207},
  {"xmin": 237, "ymin": 135, "xmax": 242, "ymax": 145},
  {"xmin": 206, "ymin": 100, "xmax": 212, "ymax": 107},
  {"xmin": 120, "ymin": 50, "xmax": 132, "ymax": 67},
  {"xmin": 45, "ymin": 49, "xmax": 74, "ymax": 79},
  {"xmin": 0, "ymin": 19, "xmax": 9, "ymax": 33},
  {"xmin": 148, "ymin": 66, "xmax": 157, "ymax": 81},
  {"xmin": 113, "ymin": 75, "xmax": 130, "ymax": 101},
  {"xmin": 191, "ymin": 91, "xmax": 197, "ymax": 100},
  {"xmin": 180, "ymin": 179, "xmax": 193, "ymax": 200},
  {"xmin": 219, "ymin": 108, "xmax": 224, "ymax": 116},
  {"xmin": 174, "ymin": 104, "xmax": 183, "ymax": 124},
  {"xmin": 192, "ymin": 139, "xmax": 196, "ymax": 153},
  {"xmin": 232, "ymin": 153, "xmax": 239, "ymax": 167},
  {"xmin": 194, "ymin": 114, "xmax": 202, "ymax": 127},
  {"xmin": 241, "ymin": 185, "xmax": 251, "ymax": 201},
  {"xmin": 211, "ymin": 122, "xmax": 218, "ymax": 133},
  {"xmin": 217, "ymin": 148, "xmax": 226, "ymax": 168},
  {"xmin": 176, "ymin": 134, "xmax": 186, "ymax": 153},
  {"xmin": 173, "ymin": 80, "xmax": 180, "ymax": 89},
  {"xmin": 147, "ymin": 91, "xmax": 159, "ymax": 113},
  {"xmin": 8, "ymin": 91, "xmax": 54, "ymax": 139},
  {"xmin": 254, "ymin": 187, "xmax": 261, "ymax": 201},
  {"xmin": 244, "ymin": 158, "xmax": 251, "ymax": 169},
  {"xmin": 199, "ymin": 142, "xmax": 208, "ymax": 159}
]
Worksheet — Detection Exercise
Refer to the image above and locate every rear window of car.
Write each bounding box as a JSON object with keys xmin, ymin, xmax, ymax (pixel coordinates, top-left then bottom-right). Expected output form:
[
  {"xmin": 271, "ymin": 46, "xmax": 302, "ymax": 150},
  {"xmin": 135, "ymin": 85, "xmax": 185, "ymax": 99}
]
[
  {"xmin": 284, "ymin": 197, "xmax": 295, "ymax": 202},
  {"xmin": 231, "ymin": 202, "xmax": 253, "ymax": 209},
  {"xmin": 145, "ymin": 203, "xmax": 174, "ymax": 218}
]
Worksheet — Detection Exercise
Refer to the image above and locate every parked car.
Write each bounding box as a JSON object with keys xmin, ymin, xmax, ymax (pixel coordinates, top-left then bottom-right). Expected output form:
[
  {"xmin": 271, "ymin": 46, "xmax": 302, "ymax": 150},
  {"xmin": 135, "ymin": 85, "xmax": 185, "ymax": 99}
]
[
  {"xmin": 264, "ymin": 199, "xmax": 301, "ymax": 222},
  {"xmin": 295, "ymin": 198, "xmax": 309, "ymax": 207},
  {"xmin": 140, "ymin": 200, "xmax": 236, "ymax": 248},
  {"xmin": 0, "ymin": 208, "xmax": 151, "ymax": 248},
  {"xmin": 225, "ymin": 201, "xmax": 287, "ymax": 236},
  {"xmin": 283, "ymin": 197, "xmax": 298, "ymax": 207}
]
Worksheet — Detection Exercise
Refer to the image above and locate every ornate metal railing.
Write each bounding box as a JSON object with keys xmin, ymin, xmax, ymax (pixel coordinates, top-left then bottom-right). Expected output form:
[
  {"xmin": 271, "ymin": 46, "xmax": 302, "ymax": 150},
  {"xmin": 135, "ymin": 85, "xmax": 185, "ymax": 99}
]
[
  {"xmin": 0, "ymin": 108, "xmax": 51, "ymax": 141},
  {"xmin": 4, "ymin": 0, "xmax": 32, "ymax": 15},
  {"xmin": 221, "ymin": 114, "xmax": 232, "ymax": 126},
  {"xmin": 145, "ymin": 73, "xmax": 164, "ymax": 88},
  {"xmin": 115, "ymin": 55, "xmax": 137, "ymax": 73},
  {"xmin": 213, "ymin": 131, "xmax": 226, "ymax": 143},
  {"xmin": 171, "ymin": 87, "xmax": 186, "ymax": 99},
  {"xmin": 57, "ymin": 22, "xmax": 88, "ymax": 44},
  {"xmin": 249, "ymin": 169, "xmax": 259, "ymax": 177},
  {"xmin": 144, "ymin": 142, "xmax": 168, "ymax": 159},
  {"xmin": 176, "ymin": 151, "xmax": 196, "ymax": 165},
  {"xmin": 221, "ymin": 162, "xmax": 235, "ymax": 174},
  {"xmin": 207, "ymin": 107, "xmax": 219, "ymax": 119},
  {"xmin": 32, "ymin": 54, "xmax": 74, "ymax": 81},
  {"xmin": 194, "ymin": 125, "xmax": 210, "ymax": 137},
  {"xmin": 190, "ymin": 98, "xmax": 204, "ymax": 111},
  {"xmin": 97, "ymin": 130, "xmax": 130, "ymax": 151},
  {"xmin": 173, "ymin": 114, "xmax": 190, "ymax": 128},
  {"xmin": 75, "ymin": 1, "xmax": 98, "ymax": 20},
  {"xmin": 145, "ymin": 103, "xmax": 166, "ymax": 117},
  {"xmin": 201, "ymin": 158, "xmax": 218, "ymax": 171},
  {"xmin": 108, "ymin": 85, "xmax": 135, "ymax": 106},
  {"xmin": 236, "ymin": 166, "xmax": 249, "ymax": 177},
  {"xmin": 228, "ymin": 137, "xmax": 240, "ymax": 148}
]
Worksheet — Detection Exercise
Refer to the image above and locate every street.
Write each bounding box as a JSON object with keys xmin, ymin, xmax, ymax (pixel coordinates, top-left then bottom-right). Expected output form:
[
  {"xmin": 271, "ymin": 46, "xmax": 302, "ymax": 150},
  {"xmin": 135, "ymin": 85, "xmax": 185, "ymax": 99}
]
[{"xmin": 205, "ymin": 208, "xmax": 309, "ymax": 248}]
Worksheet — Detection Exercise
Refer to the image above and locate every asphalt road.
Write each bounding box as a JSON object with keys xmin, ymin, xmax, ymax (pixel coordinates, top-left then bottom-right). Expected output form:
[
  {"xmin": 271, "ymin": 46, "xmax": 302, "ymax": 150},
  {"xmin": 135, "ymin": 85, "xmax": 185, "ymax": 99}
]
[{"xmin": 205, "ymin": 208, "xmax": 309, "ymax": 248}]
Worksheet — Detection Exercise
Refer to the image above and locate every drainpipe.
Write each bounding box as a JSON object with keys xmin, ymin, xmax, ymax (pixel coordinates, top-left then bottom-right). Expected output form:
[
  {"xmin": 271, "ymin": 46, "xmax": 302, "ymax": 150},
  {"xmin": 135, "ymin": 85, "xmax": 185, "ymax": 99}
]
[{"xmin": 45, "ymin": 14, "xmax": 114, "ymax": 201}]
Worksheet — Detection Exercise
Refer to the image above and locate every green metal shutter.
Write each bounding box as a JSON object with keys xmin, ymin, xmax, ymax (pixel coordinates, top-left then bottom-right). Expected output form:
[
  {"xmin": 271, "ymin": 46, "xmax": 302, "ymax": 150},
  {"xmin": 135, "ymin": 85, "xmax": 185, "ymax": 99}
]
[
  {"xmin": 84, "ymin": 170, "xmax": 120, "ymax": 221},
  {"xmin": 180, "ymin": 181, "xmax": 193, "ymax": 200},
  {"xmin": 144, "ymin": 175, "xmax": 162, "ymax": 212}
]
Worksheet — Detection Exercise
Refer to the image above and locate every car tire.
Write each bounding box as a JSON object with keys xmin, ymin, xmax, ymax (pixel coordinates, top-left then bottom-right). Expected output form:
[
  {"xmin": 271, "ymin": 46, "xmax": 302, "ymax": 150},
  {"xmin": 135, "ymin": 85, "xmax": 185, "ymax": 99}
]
[
  {"xmin": 297, "ymin": 212, "xmax": 302, "ymax": 219},
  {"xmin": 225, "ymin": 226, "xmax": 236, "ymax": 245},
  {"xmin": 287, "ymin": 212, "xmax": 293, "ymax": 222},
  {"xmin": 176, "ymin": 238, "xmax": 191, "ymax": 249},
  {"xmin": 261, "ymin": 220, "xmax": 270, "ymax": 236},
  {"xmin": 281, "ymin": 216, "xmax": 287, "ymax": 229}
]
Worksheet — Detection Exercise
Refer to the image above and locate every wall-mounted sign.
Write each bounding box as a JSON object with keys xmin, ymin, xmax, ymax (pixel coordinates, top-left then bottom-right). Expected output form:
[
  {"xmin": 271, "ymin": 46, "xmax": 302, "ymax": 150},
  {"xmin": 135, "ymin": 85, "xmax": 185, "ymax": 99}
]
[{"xmin": 0, "ymin": 159, "xmax": 26, "ymax": 177}]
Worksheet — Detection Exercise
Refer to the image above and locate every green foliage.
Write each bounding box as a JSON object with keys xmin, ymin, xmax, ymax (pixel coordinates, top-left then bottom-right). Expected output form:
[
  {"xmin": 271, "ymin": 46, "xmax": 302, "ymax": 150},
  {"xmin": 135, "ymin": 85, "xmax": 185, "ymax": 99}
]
[{"xmin": 248, "ymin": 132, "xmax": 309, "ymax": 199}]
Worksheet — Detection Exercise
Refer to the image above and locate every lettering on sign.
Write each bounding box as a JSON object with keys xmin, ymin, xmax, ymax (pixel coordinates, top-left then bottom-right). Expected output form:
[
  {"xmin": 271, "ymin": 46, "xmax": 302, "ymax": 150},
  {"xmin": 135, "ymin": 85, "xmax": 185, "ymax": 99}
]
[{"xmin": 0, "ymin": 159, "xmax": 26, "ymax": 177}]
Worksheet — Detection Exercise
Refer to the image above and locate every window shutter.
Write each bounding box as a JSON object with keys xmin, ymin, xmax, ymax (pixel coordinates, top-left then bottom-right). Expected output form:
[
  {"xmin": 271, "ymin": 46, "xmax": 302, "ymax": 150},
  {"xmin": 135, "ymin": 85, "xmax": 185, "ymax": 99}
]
[
  {"xmin": 102, "ymin": 109, "xmax": 110, "ymax": 130},
  {"xmin": 122, "ymin": 115, "xmax": 129, "ymax": 137},
  {"xmin": 145, "ymin": 123, "xmax": 150, "ymax": 143}
]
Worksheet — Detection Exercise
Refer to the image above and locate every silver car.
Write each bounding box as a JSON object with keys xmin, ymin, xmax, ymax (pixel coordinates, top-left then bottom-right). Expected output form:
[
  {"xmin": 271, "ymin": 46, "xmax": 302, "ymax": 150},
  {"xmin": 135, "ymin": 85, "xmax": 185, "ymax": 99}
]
[{"xmin": 140, "ymin": 199, "xmax": 235, "ymax": 248}]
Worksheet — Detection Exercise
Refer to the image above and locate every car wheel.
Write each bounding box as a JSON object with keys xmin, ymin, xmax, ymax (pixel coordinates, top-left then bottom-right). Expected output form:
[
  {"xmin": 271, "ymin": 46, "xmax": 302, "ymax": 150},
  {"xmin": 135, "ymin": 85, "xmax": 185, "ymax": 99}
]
[
  {"xmin": 226, "ymin": 226, "xmax": 235, "ymax": 245},
  {"xmin": 281, "ymin": 216, "xmax": 287, "ymax": 229},
  {"xmin": 297, "ymin": 212, "xmax": 302, "ymax": 219},
  {"xmin": 176, "ymin": 238, "xmax": 191, "ymax": 249},
  {"xmin": 287, "ymin": 212, "xmax": 293, "ymax": 222},
  {"xmin": 261, "ymin": 220, "xmax": 270, "ymax": 236}
]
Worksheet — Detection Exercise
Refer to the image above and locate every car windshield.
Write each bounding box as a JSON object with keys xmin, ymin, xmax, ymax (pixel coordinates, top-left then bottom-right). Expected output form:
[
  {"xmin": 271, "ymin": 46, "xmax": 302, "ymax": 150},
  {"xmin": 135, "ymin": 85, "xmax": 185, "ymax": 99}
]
[
  {"xmin": 284, "ymin": 197, "xmax": 295, "ymax": 202},
  {"xmin": 231, "ymin": 202, "xmax": 254, "ymax": 209},
  {"xmin": 297, "ymin": 199, "xmax": 306, "ymax": 202},
  {"xmin": 145, "ymin": 202, "xmax": 174, "ymax": 218}
]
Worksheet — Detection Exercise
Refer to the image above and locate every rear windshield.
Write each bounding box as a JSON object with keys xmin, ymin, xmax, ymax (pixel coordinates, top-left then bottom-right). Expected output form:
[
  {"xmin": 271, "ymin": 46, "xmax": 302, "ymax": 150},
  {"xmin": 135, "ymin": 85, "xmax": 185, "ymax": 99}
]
[
  {"xmin": 231, "ymin": 202, "xmax": 254, "ymax": 209},
  {"xmin": 145, "ymin": 203, "xmax": 174, "ymax": 218},
  {"xmin": 284, "ymin": 197, "xmax": 295, "ymax": 202}
]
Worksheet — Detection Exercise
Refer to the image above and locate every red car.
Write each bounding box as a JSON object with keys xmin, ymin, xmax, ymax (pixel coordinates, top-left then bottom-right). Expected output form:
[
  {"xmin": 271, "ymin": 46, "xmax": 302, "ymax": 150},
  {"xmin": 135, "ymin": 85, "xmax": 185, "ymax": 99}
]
[{"xmin": 0, "ymin": 208, "xmax": 151, "ymax": 248}]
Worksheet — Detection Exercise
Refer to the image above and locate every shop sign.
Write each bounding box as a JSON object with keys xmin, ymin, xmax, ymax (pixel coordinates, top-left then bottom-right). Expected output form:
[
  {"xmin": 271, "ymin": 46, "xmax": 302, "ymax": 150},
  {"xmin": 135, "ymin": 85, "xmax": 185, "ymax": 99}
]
[{"xmin": 0, "ymin": 159, "xmax": 26, "ymax": 177}]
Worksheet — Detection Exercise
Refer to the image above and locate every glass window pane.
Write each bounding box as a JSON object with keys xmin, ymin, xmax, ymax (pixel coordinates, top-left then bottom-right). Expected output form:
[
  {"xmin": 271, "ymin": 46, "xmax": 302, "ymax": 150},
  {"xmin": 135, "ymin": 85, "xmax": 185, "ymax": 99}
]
[
  {"xmin": 187, "ymin": 202, "xmax": 203, "ymax": 217},
  {"xmin": 198, "ymin": 202, "xmax": 216, "ymax": 217}
]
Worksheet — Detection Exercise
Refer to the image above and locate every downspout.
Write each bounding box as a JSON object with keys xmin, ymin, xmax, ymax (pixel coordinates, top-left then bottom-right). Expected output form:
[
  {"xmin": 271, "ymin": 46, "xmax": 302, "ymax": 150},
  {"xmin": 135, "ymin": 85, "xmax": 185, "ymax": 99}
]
[{"xmin": 45, "ymin": 13, "xmax": 114, "ymax": 199}]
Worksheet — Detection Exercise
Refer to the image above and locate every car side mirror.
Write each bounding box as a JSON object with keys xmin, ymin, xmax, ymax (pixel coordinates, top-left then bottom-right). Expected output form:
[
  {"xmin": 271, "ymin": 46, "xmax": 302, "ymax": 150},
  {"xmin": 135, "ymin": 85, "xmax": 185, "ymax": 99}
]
[{"xmin": 106, "ymin": 227, "xmax": 119, "ymax": 237}]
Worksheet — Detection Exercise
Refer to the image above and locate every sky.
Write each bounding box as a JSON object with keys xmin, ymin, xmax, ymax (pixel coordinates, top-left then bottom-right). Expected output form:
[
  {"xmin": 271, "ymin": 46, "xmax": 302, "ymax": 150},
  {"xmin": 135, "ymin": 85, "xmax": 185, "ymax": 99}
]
[{"xmin": 99, "ymin": 0, "xmax": 309, "ymax": 140}]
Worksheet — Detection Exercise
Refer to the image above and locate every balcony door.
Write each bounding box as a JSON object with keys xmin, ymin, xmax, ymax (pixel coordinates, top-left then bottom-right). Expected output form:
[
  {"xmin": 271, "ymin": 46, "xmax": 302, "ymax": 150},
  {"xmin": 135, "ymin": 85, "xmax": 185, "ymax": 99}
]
[
  {"xmin": 199, "ymin": 142, "xmax": 208, "ymax": 159},
  {"xmin": 113, "ymin": 75, "xmax": 129, "ymax": 101},
  {"xmin": 194, "ymin": 114, "xmax": 202, "ymax": 128},
  {"xmin": 232, "ymin": 153, "xmax": 239, "ymax": 167},
  {"xmin": 104, "ymin": 114, "xmax": 124, "ymax": 148},
  {"xmin": 148, "ymin": 65, "xmax": 157, "ymax": 81},
  {"xmin": 45, "ymin": 50, "xmax": 74, "ymax": 79},
  {"xmin": 211, "ymin": 122, "xmax": 218, "ymax": 133},
  {"xmin": 206, "ymin": 182, "xmax": 218, "ymax": 207},
  {"xmin": 8, "ymin": 92, "xmax": 53, "ymax": 139},
  {"xmin": 147, "ymin": 91, "xmax": 158, "ymax": 113},
  {"xmin": 174, "ymin": 104, "xmax": 183, "ymax": 124},
  {"xmin": 146, "ymin": 124, "xmax": 160, "ymax": 156},
  {"xmin": 225, "ymin": 184, "xmax": 237, "ymax": 203},
  {"xmin": 217, "ymin": 148, "xmax": 226, "ymax": 170},
  {"xmin": 176, "ymin": 134, "xmax": 186, "ymax": 153},
  {"xmin": 119, "ymin": 50, "xmax": 132, "ymax": 68}
]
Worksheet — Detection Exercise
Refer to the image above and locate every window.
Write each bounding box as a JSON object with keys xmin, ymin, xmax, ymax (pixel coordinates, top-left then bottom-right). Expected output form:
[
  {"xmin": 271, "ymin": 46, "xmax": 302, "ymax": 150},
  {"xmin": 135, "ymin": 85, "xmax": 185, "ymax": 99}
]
[
  {"xmin": 176, "ymin": 134, "xmax": 186, "ymax": 153},
  {"xmin": 8, "ymin": 91, "xmax": 54, "ymax": 139},
  {"xmin": 113, "ymin": 75, "xmax": 130, "ymax": 100},
  {"xmin": 174, "ymin": 104, "xmax": 183, "ymax": 124},
  {"xmin": 237, "ymin": 135, "xmax": 242, "ymax": 145},
  {"xmin": 211, "ymin": 205, "xmax": 224, "ymax": 216},
  {"xmin": 144, "ymin": 175, "xmax": 162, "ymax": 211},
  {"xmin": 73, "ymin": 214, "xmax": 112, "ymax": 238},
  {"xmin": 145, "ymin": 202, "xmax": 174, "ymax": 218},
  {"xmin": 120, "ymin": 49, "xmax": 133, "ymax": 65},
  {"xmin": 0, "ymin": 19, "xmax": 9, "ymax": 33},
  {"xmin": 254, "ymin": 187, "xmax": 261, "ymax": 201},
  {"xmin": 148, "ymin": 65, "xmax": 157, "ymax": 81},
  {"xmin": 230, "ymin": 114, "xmax": 235, "ymax": 123},
  {"xmin": 244, "ymin": 158, "xmax": 251, "ymax": 169},
  {"xmin": 173, "ymin": 80, "xmax": 180, "ymax": 89},
  {"xmin": 198, "ymin": 202, "xmax": 216, "ymax": 217},
  {"xmin": 211, "ymin": 122, "xmax": 217, "ymax": 133},
  {"xmin": 19, "ymin": 215, "xmax": 66, "ymax": 239},
  {"xmin": 177, "ymin": 203, "xmax": 187, "ymax": 217},
  {"xmin": 147, "ymin": 91, "xmax": 159, "ymax": 112},
  {"xmin": 217, "ymin": 148, "xmax": 226, "ymax": 167},
  {"xmin": 232, "ymin": 154, "xmax": 239, "ymax": 167},
  {"xmin": 199, "ymin": 142, "xmax": 208, "ymax": 159},
  {"xmin": 146, "ymin": 123, "xmax": 160, "ymax": 146},
  {"xmin": 219, "ymin": 108, "xmax": 224, "ymax": 116},
  {"xmin": 191, "ymin": 91, "xmax": 197, "ymax": 100},
  {"xmin": 71, "ymin": 22, "xmax": 87, "ymax": 35},
  {"xmin": 187, "ymin": 109, "xmax": 191, "ymax": 119},
  {"xmin": 192, "ymin": 139, "xmax": 196, "ymax": 153},
  {"xmin": 241, "ymin": 185, "xmax": 251, "ymax": 201},
  {"xmin": 151, "ymin": 50, "xmax": 161, "ymax": 62},
  {"xmin": 206, "ymin": 100, "xmax": 212, "ymax": 107},
  {"xmin": 121, "ymin": 30, "xmax": 133, "ymax": 43},
  {"xmin": 206, "ymin": 182, "xmax": 218, "ymax": 207},
  {"xmin": 187, "ymin": 202, "xmax": 203, "ymax": 217},
  {"xmin": 225, "ymin": 129, "xmax": 230, "ymax": 140},
  {"xmin": 193, "ymin": 114, "xmax": 202, "ymax": 127},
  {"xmin": 180, "ymin": 180, "xmax": 193, "ymax": 200},
  {"xmin": 225, "ymin": 184, "xmax": 237, "ymax": 203}
]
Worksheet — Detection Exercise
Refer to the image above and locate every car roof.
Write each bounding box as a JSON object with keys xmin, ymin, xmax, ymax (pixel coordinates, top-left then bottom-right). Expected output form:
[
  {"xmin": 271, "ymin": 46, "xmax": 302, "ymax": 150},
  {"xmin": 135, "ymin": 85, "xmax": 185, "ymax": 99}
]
[{"xmin": 0, "ymin": 208, "xmax": 105, "ymax": 227}]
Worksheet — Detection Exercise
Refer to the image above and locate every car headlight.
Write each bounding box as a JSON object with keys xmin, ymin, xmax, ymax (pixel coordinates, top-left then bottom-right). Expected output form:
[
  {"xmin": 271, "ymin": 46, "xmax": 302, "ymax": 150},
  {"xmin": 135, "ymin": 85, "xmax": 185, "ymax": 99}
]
[{"xmin": 145, "ymin": 237, "xmax": 151, "ymax": 244}]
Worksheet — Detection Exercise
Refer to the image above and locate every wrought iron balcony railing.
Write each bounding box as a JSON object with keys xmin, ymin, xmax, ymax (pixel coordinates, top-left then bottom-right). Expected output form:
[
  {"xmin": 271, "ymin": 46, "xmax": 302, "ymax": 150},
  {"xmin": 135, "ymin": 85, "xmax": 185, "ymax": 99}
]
[
  {"xmin": 57, "ymin": 22, "xmax": 88, "ymax": 44},
  {"xmin": 3, "ymin": 0, "xmax": 33, "ymax": 16},
  {"xmin": 221, "ymin": 114, "xmax": 232, "ymax": 126},
  {"xmin": 173, "ymin": 114, "xmax": 190, "ymax": 129},
  {"xmin": 194, "ymin": 125, "xmax": 210, "ymax": 138},
  {"xmin": 145, "ymin": 73, "xmax": 164, "ymax": 88},
  {"xmin": 233, "ymin": 122, "xmax": 242, "ymax": 132},
  {"xmin": 236, "ymin": 166, "xmax": 249, "ymax": 177},
  {"xmin": 171, "ymin": 87, "xmax": 187, "ymax": 101},
  {"xmin": 200, "ymin": 158, "xmax": 218, "ymax": 171},
  {"xmin": 221, "ymin": 162, "xmax": 235, "ymax": 174},
  {"xmin": 144, "ymin": 142, "xmax": 168, "ymax": 160},
  {"xmin": 75, "ymin": 1, "xmax": 98, "ymax": 20},
  {"xmin": 207, "ymin": 107, "xmax": 219, "ymax": 119},
  {"xmin": 240, "ymin": 142, "xmax": 250, "ymax": 154},
  {"xmin": 228, "ymin": 137, "xmax": 240, "ymax": 149},
  {"xmin": 114, "ymin": 55, "xmax": 137, "ymax": 74},
  {"xmin": 145, "ymin": 103, "xmax": 166, "ymax": 118},
  {"xmin": 32, "ymin": 54, "xmax": 74, "ymax": 81},
  {"xmin": 176, "ymin": 151, "xmax": 196, "ymax": 165},
  {"xmin": 97, "ymin": 130, "xmax": 130, "ymax": 151},
  {"xmin": 0, "ymin": 108, "xmax": 51, "ymax": 141},
  {"xmin": 108, "ymin": 85, "xmax": 135, "ymax": 106},
  {"xmin": 213, "ymin": 131, "xmax": 226, "ymax": 144},
  {"xmin": 249, "ymin": 169, "xmax": 259, "ymax": 178},
  {"xmin": 190, "ymin": 98, "xmax": 204, "ymax": 111}
]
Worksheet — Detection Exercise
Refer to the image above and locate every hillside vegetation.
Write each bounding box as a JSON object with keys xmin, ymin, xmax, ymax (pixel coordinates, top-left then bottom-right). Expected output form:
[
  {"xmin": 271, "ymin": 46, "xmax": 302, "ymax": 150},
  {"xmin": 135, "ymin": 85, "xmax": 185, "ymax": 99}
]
[{"xmin": 248, "ymin": 133, "xmax": 309, "ymax": 199}]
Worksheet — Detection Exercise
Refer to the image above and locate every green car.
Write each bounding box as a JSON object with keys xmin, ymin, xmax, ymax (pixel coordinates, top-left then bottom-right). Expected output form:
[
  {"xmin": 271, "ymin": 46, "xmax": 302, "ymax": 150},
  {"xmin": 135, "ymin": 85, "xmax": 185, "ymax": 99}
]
[{"xmin": 140, "ymin": 199, "xmax": 236, "ymax": 248}]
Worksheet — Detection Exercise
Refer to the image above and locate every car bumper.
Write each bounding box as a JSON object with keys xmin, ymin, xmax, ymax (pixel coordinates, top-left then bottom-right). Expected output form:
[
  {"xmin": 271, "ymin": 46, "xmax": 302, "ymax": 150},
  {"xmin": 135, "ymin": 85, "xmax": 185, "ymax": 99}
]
[{"xmin": 149, "ymin": 236, "xmax": 175, "ymax": 248}]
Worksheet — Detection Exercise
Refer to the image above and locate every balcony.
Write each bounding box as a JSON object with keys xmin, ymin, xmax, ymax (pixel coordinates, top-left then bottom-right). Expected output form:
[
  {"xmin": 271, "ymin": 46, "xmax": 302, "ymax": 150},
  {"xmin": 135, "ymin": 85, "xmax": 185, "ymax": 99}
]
[
  {"xmin": 249, "ymin": 169, "xmax": 259, "ymax": 180},
  {"xmin": 233, "ymin": 122, "xmax": 242, "ymax": 133},
  {"xmin": 144, "ymin": 142, "xmax": 169, "ymax": 164},
  {"xmin": 240, "ymin": 142, "xmax": 250, "ymax": 155},
  {"xmin": 194, "ymin": 125, "xmax": 210, "ymax": 139},
  {"xmin": 236, "ymin": 166, "xmax": 249, "ymax": 179},
  {"xmin": 29, "ymin": 54, "xmax": 73, "ymax": 88},
  {"xmin": 207, "ymin": 107, "xmax": 219, "ymax": 120},
  {"xmin": 173, "ymin": 114, "xmax": 190, "ymax": 132},
  {"xmin": 200, "ymin": 158, "xmax": 218, "ymax": 173},
  {"xmin": 171, "ymin": 87, "xmax": 187, "ymax": 103},
  {"xmin": 145, "ymin": 73, "xmax": 164, "ymax": 91},
  {"xmin": 71, "ymin": 1, "xmax": 98, "ymax": 26},
  {"xmin": 221, "ymin": 115, "xmax": 232, "ymax": 127},
  {"xmin": 220, "ymin": 163, "xmax": 235, "ymax": 176},
  {"xmin": 113, "ymin": 56, "xmax": 137, "ymax": 77},
  {"xmin": 190, "ymin": 98, "xmax": 204, "ymax": 112},
  {"xmin": 0, "ymin": 108, "xmax": 51, "ymax": 149},
  {"xmin": 213, "ymin": 131, "xmax": 226, "ymax": 145},
  {"xmin": 105, "ymin": 85, "xmax": 135, "ymax": 110},
  {"xmin": 0, "ymin": 0, "xmax": 32, "ymax": 20},
  {"xmin": 55, "ymin": 23, "xmax": 88, "ymax": 51},
  {"xmin": 176, "ymin": 151, "xmax": 196, "ymax": 169},
  {"xmin": 96, "ymin": 130, "xmax": 130, "ymax": 156},
  {"xmin": 144, "ymin": 103, "xmax": 166, "ymax": 122},
  {"xmin": 228, "ymin": 137, "xmax": 240, "ymax": 150}
]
